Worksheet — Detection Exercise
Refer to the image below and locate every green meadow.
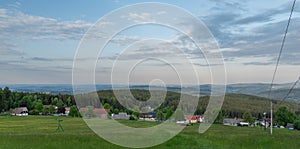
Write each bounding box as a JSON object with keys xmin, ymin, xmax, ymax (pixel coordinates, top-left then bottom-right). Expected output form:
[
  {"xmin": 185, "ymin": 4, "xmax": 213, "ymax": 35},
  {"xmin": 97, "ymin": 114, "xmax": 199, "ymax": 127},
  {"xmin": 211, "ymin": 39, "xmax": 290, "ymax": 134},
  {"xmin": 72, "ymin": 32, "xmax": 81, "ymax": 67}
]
[{"xmin": 0, "ymin": 116, "xmax": 299, "ymax": 149}]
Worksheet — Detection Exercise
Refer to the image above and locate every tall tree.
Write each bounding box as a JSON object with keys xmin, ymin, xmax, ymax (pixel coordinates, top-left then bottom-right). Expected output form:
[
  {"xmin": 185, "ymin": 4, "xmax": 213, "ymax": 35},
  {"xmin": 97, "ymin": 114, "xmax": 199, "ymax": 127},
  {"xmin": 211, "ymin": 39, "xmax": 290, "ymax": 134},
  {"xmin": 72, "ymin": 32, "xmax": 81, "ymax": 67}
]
[
  {"xmin": 56, "ymin": 99, "xmax": 64, "ymax": 108},
  {"xmin": 174, "ymin": 109, "xmax": 185, "ymax": 121},
  {"xmin": 165, "ymin": 108, "xmax": 174, "ymax": 120},
  {"xmin": 66, "ymin": 97, "xmax": 72, "ymax": 107},
  {"xmin": 214, "ymin": 110, "xmax": 224, "ymax": 124},
  {"xmin": 242, "ymin": 112, "xmax": 255, "ymax": 123},
  {"xmin": 113, "ymin": 108, "xmax": 119, "ymax": 114},
  {"xmin": 0, "ymin": 88, "xmax": 4, "ymax": 112},
  {"xmin": 34, "ymin": 100, "xmax": 44, "ymax": 113},
  {"xmin": 49, "ymin": 105, "xmax": 56, "ymax": 114},
  {"xmin": 275, "ymin": 107, "xmax": 296, "ymax": 126},
  {"xmin": 156, "ymin": 110, "xmax": 164, "ymax": 122},
  {"xmin": 103, "ymin": 103, "xmax": 111, "ymax": 109},
  {"xmin": 69, "ymin": 105, "xmax": 79, "ymax": 117}
]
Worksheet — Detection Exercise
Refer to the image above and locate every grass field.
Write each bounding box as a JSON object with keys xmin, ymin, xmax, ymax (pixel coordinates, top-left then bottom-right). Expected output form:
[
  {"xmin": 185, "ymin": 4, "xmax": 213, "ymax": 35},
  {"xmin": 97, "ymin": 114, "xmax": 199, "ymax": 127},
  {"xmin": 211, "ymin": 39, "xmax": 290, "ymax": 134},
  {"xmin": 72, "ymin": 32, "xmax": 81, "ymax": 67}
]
[{"xmin": 0, "ymin": 116, "xmax": 299, "ymax": 149}]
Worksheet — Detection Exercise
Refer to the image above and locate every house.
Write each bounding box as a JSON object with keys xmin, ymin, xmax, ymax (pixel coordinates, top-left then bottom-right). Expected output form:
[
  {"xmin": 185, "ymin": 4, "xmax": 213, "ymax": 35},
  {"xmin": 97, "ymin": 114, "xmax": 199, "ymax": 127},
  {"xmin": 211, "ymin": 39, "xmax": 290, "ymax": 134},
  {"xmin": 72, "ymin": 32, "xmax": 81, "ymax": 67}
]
[
  {"xmin": 223, "ymin": 118, "xmax": 241, "ymax": 126},
  {"xmin": 94, "ymin": 108, "xmax": 110, "ymax": 118},
  {"xmin": 140, "ymin": 112, "xmax": 156, "ymax": 121},
  {"xmin": 198, "ymin": 116, "xmax": 204, "ymax": 123},
  {"xmin": 80, "ymin": 107, "xmax": 110, "ymax": 118},
  {"xmin": 12, "ymin": 107, "xmax": 28, "ymax": 116},
  {"xmin": 176, "ymin": 121, "xmax": 191, "ymax": 126},
  {"xmin": 238, "ymin": 122, "xmax": 249, "ymax": 127},
  {"xmin": 286, "ymin": 123, "xmax": 294, "ymax": 129},
  {"xmin": 44, "ymin": 105, "xmax": 58, "ymax": 110},
  {"xmin": 65, "ymin": 107, "xmax": 70, "ymax": 116},
  {"xmin": 111, "ymin": 112, "xmax": 130, "ymax": 120},
  {"xmin": 185, "ymin": 115, "xmax": 204, "ymax": 124},
  {"xmin": 258, "ymin": 118, "xmax": 270, "ymax": 127}
]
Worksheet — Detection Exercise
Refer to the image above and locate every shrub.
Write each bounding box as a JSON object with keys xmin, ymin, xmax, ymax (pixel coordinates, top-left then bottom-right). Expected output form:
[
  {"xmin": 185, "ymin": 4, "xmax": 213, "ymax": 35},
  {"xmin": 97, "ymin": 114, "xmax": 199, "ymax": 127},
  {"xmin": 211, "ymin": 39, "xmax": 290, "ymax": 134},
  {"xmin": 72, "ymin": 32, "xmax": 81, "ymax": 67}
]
[
  {"xmin": 294, "ymin": 120, "xmax": 300, "ymax": 130},
  {"xmin": 30, "ymin": 109, "xmax": 39, "ymax": 115}
]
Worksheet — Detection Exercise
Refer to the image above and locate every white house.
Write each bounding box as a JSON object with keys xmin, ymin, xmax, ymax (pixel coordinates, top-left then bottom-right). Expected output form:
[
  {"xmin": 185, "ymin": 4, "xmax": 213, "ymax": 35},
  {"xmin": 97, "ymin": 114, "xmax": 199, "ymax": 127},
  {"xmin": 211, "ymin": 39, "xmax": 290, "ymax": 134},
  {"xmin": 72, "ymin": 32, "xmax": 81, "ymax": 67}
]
[
  {"xmin": 12, "ymin": 107, "xmax": 28, "ymax": 116},
  {"xmin": 111, "ymin": 112, "xmax": 130, "ymax": 120}
]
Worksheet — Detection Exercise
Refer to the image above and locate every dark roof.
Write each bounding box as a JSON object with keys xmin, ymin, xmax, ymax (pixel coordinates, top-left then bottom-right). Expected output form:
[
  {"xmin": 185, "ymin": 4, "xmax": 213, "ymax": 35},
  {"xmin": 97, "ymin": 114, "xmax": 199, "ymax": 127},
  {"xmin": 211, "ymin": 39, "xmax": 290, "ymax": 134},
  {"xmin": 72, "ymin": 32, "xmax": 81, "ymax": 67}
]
[{"xmin": 141, "ymin": 112, "xmax": 156, "ymax": 118}]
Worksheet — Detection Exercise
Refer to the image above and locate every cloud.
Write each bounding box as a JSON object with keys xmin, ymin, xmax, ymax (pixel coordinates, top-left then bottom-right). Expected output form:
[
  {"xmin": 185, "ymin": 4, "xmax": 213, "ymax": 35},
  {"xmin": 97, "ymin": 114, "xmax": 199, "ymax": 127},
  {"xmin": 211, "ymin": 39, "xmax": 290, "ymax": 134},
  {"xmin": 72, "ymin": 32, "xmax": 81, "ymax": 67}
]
[
  {"xmin": 30, "ymin": 56, "xmax": 91, "ymax": 62},
  {"xmin": 108, "ymin": 35, "xmax": 139, "ymax": 46},
  {"xmin": 121, "ymin": 12, "xmax": 154, "ymax": 23},
  {"xmin": 234, "ymin": 1, "xmax": 300, "ymax": 25},
  {"xmin": 0, "ymin": 42, "xmax": 24, "ymax": 55},
  {"xmin": 242, "ymin": 62, "xmax": 273, "ymax": 66},
  {"xmin": 0, "ymin": 8, "xmax": 93, "ymax": 41},
  {"xmin": 31, "ymin": 57, "xmax": 53, "ymax": 62},
  {"xmin": 112, "ymin": 44, "xmax": 178, "ymax": 61},
  {"xmin": 0, "ymin": 8, "xmax": 7, "ymax": 16},
  {"xmin": 271, "ymin": 53, "xmax": 300, "ymax": 65},
  {"xmin": 198, "ymin": 1, "xmax": 300, "ymax": 66}
]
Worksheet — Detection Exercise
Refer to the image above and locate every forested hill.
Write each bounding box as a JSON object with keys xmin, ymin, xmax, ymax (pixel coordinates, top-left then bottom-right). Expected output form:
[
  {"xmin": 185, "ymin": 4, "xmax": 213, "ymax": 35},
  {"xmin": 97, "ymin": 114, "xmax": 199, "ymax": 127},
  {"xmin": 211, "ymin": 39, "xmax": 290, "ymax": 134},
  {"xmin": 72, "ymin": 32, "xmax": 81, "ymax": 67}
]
[
  {"xmin": 2, "ymin": 84, "xmax": 300, "ymax": 102},
  {"xmin": 82, "ymin": 90, "xmax": 300, "ymax": 118},
  {"xmin": 1, "ymin": 87, "xmax": 299, "ymax": 119}
]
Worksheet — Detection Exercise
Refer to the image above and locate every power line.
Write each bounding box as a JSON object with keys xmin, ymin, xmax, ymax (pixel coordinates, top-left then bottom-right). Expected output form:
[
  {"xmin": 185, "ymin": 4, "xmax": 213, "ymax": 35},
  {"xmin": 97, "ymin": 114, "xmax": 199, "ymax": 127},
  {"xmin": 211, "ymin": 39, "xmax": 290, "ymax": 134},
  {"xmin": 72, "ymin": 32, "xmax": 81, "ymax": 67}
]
[
  {"xmin": 267, "ymin": 0, "xmax": 297, "ymax": 98},
  {"xmin": 267, "ymin": 0, "xmax": 297, "ymax": 135},
  {"xmin": 279, "ymin": 77, "xmax": 300, "ymax": 105}
]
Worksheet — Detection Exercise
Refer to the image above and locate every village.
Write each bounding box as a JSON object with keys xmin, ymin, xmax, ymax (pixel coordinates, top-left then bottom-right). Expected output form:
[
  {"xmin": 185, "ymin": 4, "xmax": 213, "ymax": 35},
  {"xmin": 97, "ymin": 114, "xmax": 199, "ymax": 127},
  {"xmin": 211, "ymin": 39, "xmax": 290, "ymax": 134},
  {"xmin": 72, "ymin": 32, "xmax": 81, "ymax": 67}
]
[{"xmin": 11, "ymin": 106, "xmax": 293, "ymax": 129}]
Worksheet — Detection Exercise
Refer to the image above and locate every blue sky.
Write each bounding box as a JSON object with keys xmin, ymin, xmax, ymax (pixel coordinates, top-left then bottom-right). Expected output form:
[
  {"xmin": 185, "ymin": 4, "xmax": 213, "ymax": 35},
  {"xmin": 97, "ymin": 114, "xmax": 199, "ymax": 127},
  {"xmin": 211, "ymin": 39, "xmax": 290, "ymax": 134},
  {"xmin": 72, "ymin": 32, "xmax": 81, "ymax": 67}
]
[{"xmin": 0, "ymin": 0, "xmax": 299, "ymax": 84}]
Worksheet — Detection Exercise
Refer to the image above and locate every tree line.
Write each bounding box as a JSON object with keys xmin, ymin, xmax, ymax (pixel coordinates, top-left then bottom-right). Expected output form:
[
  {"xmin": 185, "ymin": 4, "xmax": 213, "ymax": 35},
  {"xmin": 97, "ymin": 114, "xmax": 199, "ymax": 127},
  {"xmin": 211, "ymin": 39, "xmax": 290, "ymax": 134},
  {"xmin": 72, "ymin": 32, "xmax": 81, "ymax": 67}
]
[
  {"xmin": 0, "ymin": 87, "xmax": 75, "ymax": 115},
  {"xmin": 1, "ymin": 87, "xmax": 300, "ymax": 129}
]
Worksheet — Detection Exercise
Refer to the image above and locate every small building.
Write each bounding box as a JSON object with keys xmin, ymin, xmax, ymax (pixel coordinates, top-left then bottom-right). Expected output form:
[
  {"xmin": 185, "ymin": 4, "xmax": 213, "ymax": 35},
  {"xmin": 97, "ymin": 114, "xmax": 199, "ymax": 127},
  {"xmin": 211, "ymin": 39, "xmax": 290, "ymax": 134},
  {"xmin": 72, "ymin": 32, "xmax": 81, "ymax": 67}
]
[
  {"xmin": 80, "ymin": 107, "xmax": 110, "ymax": 118},
  {"xmin": 65, "ymin": 107, "xmax": 70, "ymax": 116},
  {"xmin": 185, "ymin": 115, "xmax": 204, "ymax": 124},
  {"xmin": 140, "ymin": 112, "xmax": 156, "ymax": 121},
  {"xmin": 12, "ymin": 107, "xmax": 28, "ymax": 116},
  {"xmin": 176, "ymin": 121, "xmax": 190, "ymax": 126},
  {"xmin": 286, "ymin": 123, "xmax": 294, "ymax": 129},
  {"xmin": 238, "ymin": 122, "xmax": 249, "ymax": 127},
  {"xmin": 44, "ymin": 105, "xmax": 58, "ymax": 110},
  {"xmin": 94, "ymin": 108, "xmax": 110, "ymax": 118},
  {"xmin": 111, "ymin": 112, "xmax": 130, "ymax": 120},
  {"xmin": 223, "ymin": 118, "xmax": 241, "ymax": 126}
]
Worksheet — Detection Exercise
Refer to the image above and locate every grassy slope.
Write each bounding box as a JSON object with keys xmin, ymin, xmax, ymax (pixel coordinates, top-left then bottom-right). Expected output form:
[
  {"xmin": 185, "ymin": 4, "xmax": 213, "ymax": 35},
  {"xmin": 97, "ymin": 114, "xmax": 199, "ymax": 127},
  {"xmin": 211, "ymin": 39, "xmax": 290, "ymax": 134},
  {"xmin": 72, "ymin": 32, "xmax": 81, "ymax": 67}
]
[{"xmin": 0, "ymin": 116, "xmax": 300, "ymax": 149}]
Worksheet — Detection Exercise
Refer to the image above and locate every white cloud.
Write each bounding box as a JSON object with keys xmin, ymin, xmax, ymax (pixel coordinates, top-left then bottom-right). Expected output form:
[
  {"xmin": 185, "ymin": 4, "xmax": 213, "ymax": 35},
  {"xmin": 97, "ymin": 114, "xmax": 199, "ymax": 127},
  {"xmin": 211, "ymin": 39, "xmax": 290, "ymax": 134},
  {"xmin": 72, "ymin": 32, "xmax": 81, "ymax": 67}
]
[
  {"xmin": 121, "ymin": 12, "xmax": 153, "ymax": 23},
  {"xmin": 0, "ymin": 8, "xmax": 7, "ymax": 16},
  {"xmin": 109, "ymin": 35, "xmax": 139, "ymax": 46},
  {"xmin": 0, "ymin": 42, "xmax": 24, "ymax": 56},
  {"xmin": 0, "ymin": 9, "xmax": 93, "ymax": 40}
]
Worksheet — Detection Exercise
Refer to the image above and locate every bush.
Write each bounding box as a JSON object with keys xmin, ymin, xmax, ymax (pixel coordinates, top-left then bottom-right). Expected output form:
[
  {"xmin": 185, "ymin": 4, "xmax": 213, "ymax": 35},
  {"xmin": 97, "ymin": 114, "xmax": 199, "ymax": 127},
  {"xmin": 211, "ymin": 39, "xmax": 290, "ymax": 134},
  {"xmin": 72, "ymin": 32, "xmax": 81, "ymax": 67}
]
[
  {"xmin": 69, "ymin": 105, "xmax": 80, "ymax": 117},
  {"xmin": 30, "ymin": 109, "xmax": 39, "ymax": 115},
  {"xmin": 129, "ymin": 115, "xmax": 136, "ymax": 120},
  {"xmin": 294, "ymin": 120, "xmax": 300, "ymax": 130}
]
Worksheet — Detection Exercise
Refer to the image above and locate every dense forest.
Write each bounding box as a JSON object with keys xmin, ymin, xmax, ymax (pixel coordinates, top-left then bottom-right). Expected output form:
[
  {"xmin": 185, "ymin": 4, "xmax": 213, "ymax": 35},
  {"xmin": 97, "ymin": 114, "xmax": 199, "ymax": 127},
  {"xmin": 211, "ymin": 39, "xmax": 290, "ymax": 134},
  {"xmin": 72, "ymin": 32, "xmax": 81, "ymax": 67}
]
[
  {"xmin": 1, "ymin": 87, "xmax": 300, "ymax": 122},
  {"xmin": 76, "ymin": 90, "xmax": 300, "ymax": 119},
  {"xmin": 0, "ymin": 87, "xmax": 75, "ymax": 113}
]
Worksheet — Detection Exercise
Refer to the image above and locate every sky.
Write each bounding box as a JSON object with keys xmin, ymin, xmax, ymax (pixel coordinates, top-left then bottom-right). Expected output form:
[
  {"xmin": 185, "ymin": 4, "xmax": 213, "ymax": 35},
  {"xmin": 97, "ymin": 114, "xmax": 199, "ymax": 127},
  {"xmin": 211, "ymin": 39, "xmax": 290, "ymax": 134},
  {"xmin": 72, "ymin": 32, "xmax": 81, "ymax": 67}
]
[{"xmin": 0, "ymin": 0, "xmax": 299, "ymax": 84}]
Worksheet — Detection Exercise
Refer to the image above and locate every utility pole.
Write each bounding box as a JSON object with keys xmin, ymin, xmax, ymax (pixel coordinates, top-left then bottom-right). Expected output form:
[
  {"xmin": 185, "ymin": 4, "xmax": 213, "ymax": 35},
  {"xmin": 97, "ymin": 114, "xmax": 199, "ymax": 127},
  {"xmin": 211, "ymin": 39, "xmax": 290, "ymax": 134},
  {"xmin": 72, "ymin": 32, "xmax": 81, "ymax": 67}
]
[
  {"xmin": 263, "ymin": 112, "xmax": 266, "ymax": 131},
  {"xmin": 270, "ymin": 102, "xmax": 273, "ymax": 134}
]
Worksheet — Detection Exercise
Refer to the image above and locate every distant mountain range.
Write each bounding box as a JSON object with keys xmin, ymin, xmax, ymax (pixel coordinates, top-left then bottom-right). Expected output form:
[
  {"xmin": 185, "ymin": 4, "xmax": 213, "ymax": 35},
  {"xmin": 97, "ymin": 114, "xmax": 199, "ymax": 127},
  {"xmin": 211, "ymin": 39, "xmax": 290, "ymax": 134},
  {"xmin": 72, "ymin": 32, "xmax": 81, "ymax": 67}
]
[{"xmin": 1, "ymin": 83, "xmax": 299, "ymax": 102}]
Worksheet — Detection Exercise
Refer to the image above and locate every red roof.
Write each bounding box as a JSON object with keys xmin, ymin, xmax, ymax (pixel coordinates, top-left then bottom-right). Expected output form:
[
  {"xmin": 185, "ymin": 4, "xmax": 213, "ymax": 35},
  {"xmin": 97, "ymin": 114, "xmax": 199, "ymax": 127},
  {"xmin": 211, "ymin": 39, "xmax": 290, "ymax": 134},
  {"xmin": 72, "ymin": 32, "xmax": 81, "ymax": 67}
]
[
  {"xmin": 93, "ymin": 108, "xmax": 108, "ymax": 115},
  {"xmin": 185, "ymin": 115, "xmax": 203, "ymax": 120},
  {"xmin": 80, "ymin": 108, "xmax": 110, "ymax": 114}
]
